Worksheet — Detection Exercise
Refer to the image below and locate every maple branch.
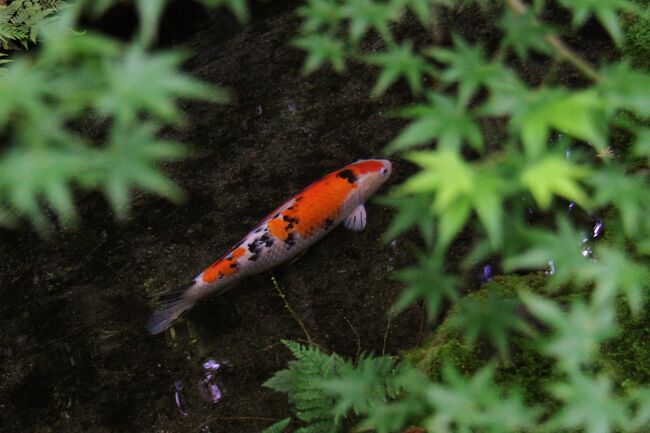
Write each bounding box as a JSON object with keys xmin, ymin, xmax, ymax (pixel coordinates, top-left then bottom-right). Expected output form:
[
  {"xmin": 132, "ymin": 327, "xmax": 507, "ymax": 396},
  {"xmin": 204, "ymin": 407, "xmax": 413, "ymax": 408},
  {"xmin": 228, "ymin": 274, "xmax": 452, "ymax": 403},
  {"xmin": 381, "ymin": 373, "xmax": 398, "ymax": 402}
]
[{"xmin": 506, "ymin": 0, "xmax": 602, "ymax": 82}]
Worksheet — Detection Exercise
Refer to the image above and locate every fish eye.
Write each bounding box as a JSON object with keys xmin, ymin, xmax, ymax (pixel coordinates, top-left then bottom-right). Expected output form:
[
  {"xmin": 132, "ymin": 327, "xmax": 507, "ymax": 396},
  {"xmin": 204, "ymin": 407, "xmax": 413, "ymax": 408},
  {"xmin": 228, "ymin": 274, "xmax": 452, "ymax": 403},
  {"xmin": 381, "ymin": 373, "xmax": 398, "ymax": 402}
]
[{"xmin": 381, "ymin": 168, "xmax": 388, "ymax": 176}]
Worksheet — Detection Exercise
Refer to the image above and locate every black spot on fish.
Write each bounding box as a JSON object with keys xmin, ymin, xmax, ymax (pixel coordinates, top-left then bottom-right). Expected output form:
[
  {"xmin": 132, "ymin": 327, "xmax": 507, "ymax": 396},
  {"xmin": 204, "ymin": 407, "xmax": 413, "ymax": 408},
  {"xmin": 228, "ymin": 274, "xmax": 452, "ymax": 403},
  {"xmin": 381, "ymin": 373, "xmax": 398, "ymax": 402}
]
[
  {"xmin": 285, "ymin": 232, "xmax": 296, "ymax": 249},
  {"xmin": 273, "ymin": 212, "xmax": 280, "ymax": 219},
  {"xmin": 323, "ymin": 218, "xmax": 334, "ymax": 229},
  {"xmin": 249, "ymin": 254, "xmax": 258, "ymax": 261},
  {"xmin": 337, "ymin": 169, "xmax": 357, "ymax": 184},
  {"xmin": 230, "ymin": 263, "xmax": 238, "ymax": 269},
  {"xmin": 265, "ymin": 238, "xmax": 274, "ymax": 247},
  {"xmin": 295, "ymin": 196, "xmax": 303, "ymax": 202},
  {"xmin": 254, "ymin": 227, "xmax": 263, "ymax": 233},
  {"xmin": 287, "ymin": 206, "xmax": 294, "ymax": 210},
  {"xmin": 282, "ymin": 215, "xmax": 299, "ymax": 231},
  {"xmin": 248, "ymin": 239, "xmax": 262, "ymax": 254}
]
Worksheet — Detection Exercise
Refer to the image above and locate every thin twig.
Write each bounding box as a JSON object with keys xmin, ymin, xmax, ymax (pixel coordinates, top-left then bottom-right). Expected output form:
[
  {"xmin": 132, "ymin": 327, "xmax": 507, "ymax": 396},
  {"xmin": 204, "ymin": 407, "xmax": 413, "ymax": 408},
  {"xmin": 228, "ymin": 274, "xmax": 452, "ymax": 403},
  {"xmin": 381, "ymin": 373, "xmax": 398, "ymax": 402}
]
[
  {"xmin": 272, "ymin": 276, "xmax": 313, "ymax": 345},
  {"xmin": 344, "ymin": 316, "xmax": 361, "ymax": 363},
  {"xmin": 382, "ymin": 312, "xmax": 392, "ymax": 356},
  {"xmin": 506, "ymin": 0, "xmax": 601, "ymax": 82},
  {"xmin": 198, "ymin": 415, "xmax": 280, "ymax": 429}
]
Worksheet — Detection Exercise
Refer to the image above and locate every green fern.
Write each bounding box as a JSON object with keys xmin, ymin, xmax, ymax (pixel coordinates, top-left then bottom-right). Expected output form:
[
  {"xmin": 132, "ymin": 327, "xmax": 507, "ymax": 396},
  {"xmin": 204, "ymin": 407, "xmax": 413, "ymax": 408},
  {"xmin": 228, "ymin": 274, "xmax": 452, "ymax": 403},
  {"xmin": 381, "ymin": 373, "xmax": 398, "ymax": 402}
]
[
  {"xmin": 264, "ymin": 340, "xmax": 344, "ymax": 432},
  {"xmin": 259, "ymin": 418, "xmax": 291, "ymax": 433},
  {"xmin": 0, "ymin": 0, "xmax": 58, "ymax": 49},
  {"xmin": 263, "ymin": 341, "xmax": 421, "ymax": 433}
]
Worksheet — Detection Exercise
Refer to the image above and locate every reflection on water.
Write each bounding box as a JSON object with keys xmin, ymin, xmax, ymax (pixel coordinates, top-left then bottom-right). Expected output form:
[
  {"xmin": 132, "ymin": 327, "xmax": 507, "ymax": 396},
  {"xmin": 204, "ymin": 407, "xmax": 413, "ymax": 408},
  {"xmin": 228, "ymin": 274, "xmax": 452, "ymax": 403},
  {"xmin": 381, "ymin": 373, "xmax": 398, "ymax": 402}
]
[
  {"xmin": 172, "ymin": 358, "xmax": 229, "ymax": 419},
  {"xmin": 197, "ymin": 358, "xmax": 228, "ymax": 405},
  {"xmin": 173, "ymin": 380, "xmax": 189, "ymax": 417}
]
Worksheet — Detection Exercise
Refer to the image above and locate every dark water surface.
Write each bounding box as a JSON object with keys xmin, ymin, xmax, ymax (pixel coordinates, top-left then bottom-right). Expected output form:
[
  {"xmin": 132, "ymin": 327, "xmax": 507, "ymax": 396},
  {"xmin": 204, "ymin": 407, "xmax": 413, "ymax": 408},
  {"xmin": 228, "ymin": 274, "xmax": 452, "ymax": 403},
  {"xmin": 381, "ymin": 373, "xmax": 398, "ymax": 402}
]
[{"xmin": 0, "ymin": 4, "xmax": 424, "ymax": 432}]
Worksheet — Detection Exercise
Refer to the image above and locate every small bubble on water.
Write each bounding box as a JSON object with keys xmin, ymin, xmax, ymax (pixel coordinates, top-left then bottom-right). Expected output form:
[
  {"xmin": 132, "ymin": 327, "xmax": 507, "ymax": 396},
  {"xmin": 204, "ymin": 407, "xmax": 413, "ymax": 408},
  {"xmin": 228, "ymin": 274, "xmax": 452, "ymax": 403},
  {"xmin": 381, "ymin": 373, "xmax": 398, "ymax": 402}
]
[
  {"xmin": 592, "ymin": 220, "xmax": 604, "ymax": 238},
  {"xmin": 545, "ymin": 260, "xmax": 556, "ymax": 275}
]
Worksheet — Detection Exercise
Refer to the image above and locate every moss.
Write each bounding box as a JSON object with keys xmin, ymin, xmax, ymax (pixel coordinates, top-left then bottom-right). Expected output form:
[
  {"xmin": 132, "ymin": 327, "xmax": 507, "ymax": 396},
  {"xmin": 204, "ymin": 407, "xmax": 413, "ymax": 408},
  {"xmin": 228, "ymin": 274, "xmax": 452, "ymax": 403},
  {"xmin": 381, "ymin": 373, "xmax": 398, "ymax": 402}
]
[
  {"xmin": 404, "ymin": 273, "xmax": 650, "ymax": 406},
  {"xmin": 623, "ymin": 2, "xmax": 650, "ymax": 69},
  {"xmin": 603, "ymin": 300, "xmax": 650, "ymax": 391}
]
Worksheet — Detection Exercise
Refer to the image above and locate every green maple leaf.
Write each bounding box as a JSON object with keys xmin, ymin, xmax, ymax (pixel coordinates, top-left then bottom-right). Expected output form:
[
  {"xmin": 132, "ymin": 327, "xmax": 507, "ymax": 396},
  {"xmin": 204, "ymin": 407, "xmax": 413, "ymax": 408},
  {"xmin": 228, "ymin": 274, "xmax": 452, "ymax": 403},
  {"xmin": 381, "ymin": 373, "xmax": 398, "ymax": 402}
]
[
  {"xmin": 366, "ymin": 42, "xmax": 435, "ymax": 96},
  {"xmin": 198, "ymin": 0, "xmax": 249, "ymax": 23},
  {"xmin": 393, "ymin": 252, "xmax": 459, "ymax": 319},
  {"xmin": 499, "ymin": 8, "xmax": 553, "ymax": 59},
  {"xmin": 521, "ymin": 293, "xmax": 616, "ymax": 371},
  {"xmin": 97, "ymin": 45, "xmax": 226, "ymax": 124},
  {"xmin": 599, "ymin": 62, "xmax": 650, "ymax": 117},
  {"xmin": 452, "ymin": 291, "xmax": 531, "ymax": 359},
  {"xmin": 521, "ymin": 155, "xmax": 591, "ymax": 210},
  {"xmin": 101, "ymin": 122, "xmax": 186, "ymax": 218},
  {"xmin": 590, "ymin": 168, "xmax": 650, "ymax": 236},
  {"xmin": 292, "ymin": 34, "xmax": 346, "ymax": 74},
  {"xmin": 297, "ymin": 0, "xmax": 344, "ymax": 32},
  {"xmin": 426, "ymin": 365, "xmax": 539, "ymax": 433},
  {"xmin": 428, "ymin": 35, "xmax": 510, "ymax": 105},
  {"xmin": 380, "ymin": 193, "xmax": 435, "ymax": 246},
  {"xmin": 342, "ymin": 0, "xmax": 400, "ymax": 43},
  {"xmin": 0, "ymin": 58, "xmax": 50, "ymax": 129},
  {"xmin": 504, "ymin": 216, "xmax": 588, "ymax": 286},
  {"xmin": 578, "ymin": 246, "xmax": 649, "ymax": 315},
  {"xmin": 485, "ymin": 86, "xmax": 607, "ymax": 158},
  {"xmin": 548, "ymin": 373, "xmax": 629, "ymax": 433},
  {"xmin": 387, "ymin": 93, "xmax": 483, "ymax": 153},
  {"xmin": 557, "ymin": 0, "xmax": 638, "ymax": 46}
]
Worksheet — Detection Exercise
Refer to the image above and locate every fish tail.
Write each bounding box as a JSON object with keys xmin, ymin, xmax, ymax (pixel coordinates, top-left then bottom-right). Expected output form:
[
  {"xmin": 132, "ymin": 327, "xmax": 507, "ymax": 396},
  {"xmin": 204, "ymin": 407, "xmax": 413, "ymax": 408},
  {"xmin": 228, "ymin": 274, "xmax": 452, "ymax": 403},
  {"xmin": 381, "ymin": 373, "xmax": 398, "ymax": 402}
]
[{"xmin": 146, "ymin": 283, "xmax": 195, "ymax": 335}]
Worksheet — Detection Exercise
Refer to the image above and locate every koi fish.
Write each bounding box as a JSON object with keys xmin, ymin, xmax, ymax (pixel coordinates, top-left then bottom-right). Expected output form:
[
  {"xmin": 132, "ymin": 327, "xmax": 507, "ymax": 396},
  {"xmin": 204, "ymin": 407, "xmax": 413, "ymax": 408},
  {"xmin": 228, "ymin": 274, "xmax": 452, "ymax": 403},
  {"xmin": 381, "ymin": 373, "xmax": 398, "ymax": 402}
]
[{"xmin": 146, "ymin": 159, "xmax": 392, "ymax": 334}]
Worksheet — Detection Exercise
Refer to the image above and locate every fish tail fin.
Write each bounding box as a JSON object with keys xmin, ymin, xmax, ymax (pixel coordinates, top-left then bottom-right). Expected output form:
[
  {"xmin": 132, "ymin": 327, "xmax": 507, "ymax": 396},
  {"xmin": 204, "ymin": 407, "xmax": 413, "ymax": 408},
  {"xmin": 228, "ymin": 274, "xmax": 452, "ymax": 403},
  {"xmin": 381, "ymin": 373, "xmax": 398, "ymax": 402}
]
[{"xmin": 146, "ymin": 283, "xmax": 195, "ymax": 335}]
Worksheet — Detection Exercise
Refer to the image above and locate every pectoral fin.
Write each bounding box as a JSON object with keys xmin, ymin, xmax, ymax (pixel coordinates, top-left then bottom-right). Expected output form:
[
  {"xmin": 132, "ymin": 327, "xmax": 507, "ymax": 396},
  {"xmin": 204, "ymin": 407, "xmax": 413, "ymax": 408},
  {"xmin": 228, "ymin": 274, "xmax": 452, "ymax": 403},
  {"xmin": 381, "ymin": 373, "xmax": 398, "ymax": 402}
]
[{"xmin": 344, "ymin": 204, "xmax": 367, "ymax": 232}]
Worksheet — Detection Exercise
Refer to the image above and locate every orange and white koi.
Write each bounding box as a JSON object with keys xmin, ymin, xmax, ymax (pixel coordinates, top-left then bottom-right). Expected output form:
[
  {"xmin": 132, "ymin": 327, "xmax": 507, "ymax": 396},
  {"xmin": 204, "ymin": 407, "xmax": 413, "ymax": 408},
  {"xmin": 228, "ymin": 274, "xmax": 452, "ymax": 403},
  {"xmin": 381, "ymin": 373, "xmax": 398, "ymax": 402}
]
[{"xmin": 146, "ymin": 159, "xmax": 392, "ymax": 334}]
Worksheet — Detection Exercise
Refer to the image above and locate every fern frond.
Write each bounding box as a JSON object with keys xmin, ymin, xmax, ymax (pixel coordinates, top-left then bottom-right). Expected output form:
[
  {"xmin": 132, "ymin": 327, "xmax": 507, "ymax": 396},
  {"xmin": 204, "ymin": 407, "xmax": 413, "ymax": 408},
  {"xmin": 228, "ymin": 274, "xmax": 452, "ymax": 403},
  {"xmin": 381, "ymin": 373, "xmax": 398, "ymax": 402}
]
[
  {"xmin": 263, "ymin": 341, "xmax": 426, "ymax": 433},
  {"xmin": 0, "ymin": 0, "xmax": 58, "ymax": 48},
  {"xmin": 264, "ymin": 341, "xmax": 344, "ymax": 432},
  {"xmin": 260, "ymin": 418, "xmax": 290, "ymax": 433}
]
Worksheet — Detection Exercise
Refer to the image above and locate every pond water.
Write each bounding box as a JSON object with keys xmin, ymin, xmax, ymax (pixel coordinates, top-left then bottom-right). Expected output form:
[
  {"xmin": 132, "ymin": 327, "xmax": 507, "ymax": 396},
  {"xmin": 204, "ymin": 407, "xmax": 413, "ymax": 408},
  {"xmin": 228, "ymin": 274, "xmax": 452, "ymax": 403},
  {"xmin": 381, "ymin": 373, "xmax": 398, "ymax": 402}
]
[{"xmin": 0, "ymin": 6, "xmax": 425, "ymax": 432}]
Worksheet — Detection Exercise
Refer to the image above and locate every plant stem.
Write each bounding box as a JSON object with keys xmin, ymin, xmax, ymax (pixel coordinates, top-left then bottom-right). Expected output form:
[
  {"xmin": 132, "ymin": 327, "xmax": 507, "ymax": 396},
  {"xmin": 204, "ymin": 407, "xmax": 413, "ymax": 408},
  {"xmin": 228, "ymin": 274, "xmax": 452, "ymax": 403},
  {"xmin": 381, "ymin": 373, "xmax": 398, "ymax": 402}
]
[
  {"xmin": 272, "ymin": 276, "xmax": 314, "ymax": 345},
  {"xmin": 506, "ymin": 0, "xmax": 602, "ymax": 82}
]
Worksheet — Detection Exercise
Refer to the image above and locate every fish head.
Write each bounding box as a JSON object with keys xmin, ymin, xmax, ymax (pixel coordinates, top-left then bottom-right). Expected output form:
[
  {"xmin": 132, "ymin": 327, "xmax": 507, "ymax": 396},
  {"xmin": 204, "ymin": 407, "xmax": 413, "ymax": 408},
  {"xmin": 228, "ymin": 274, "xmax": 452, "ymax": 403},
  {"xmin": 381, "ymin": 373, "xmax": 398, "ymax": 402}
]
[{"xmin": 346, "ymin": 159, "xmax": 392, "ymax": 201}]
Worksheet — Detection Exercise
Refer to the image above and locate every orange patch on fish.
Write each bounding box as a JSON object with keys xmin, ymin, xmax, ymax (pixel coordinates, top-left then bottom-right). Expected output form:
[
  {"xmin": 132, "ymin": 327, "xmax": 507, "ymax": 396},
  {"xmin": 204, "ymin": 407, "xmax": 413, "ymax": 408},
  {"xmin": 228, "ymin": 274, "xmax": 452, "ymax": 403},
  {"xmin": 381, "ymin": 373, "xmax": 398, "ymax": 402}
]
[
  {"xmin": 353, "ymin": 160, "xmax": 384, "ymax": 174},
  {"xmin": 202, "ymin": 246, "xmax": 246, "ymax": 283},
  {"xmin": 270, "ymin": 171, "xmax": 358, "ymax": 238},
  {"xmin": 267, "ymin": 217, "xmax": 290, "ymax": 241}
]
